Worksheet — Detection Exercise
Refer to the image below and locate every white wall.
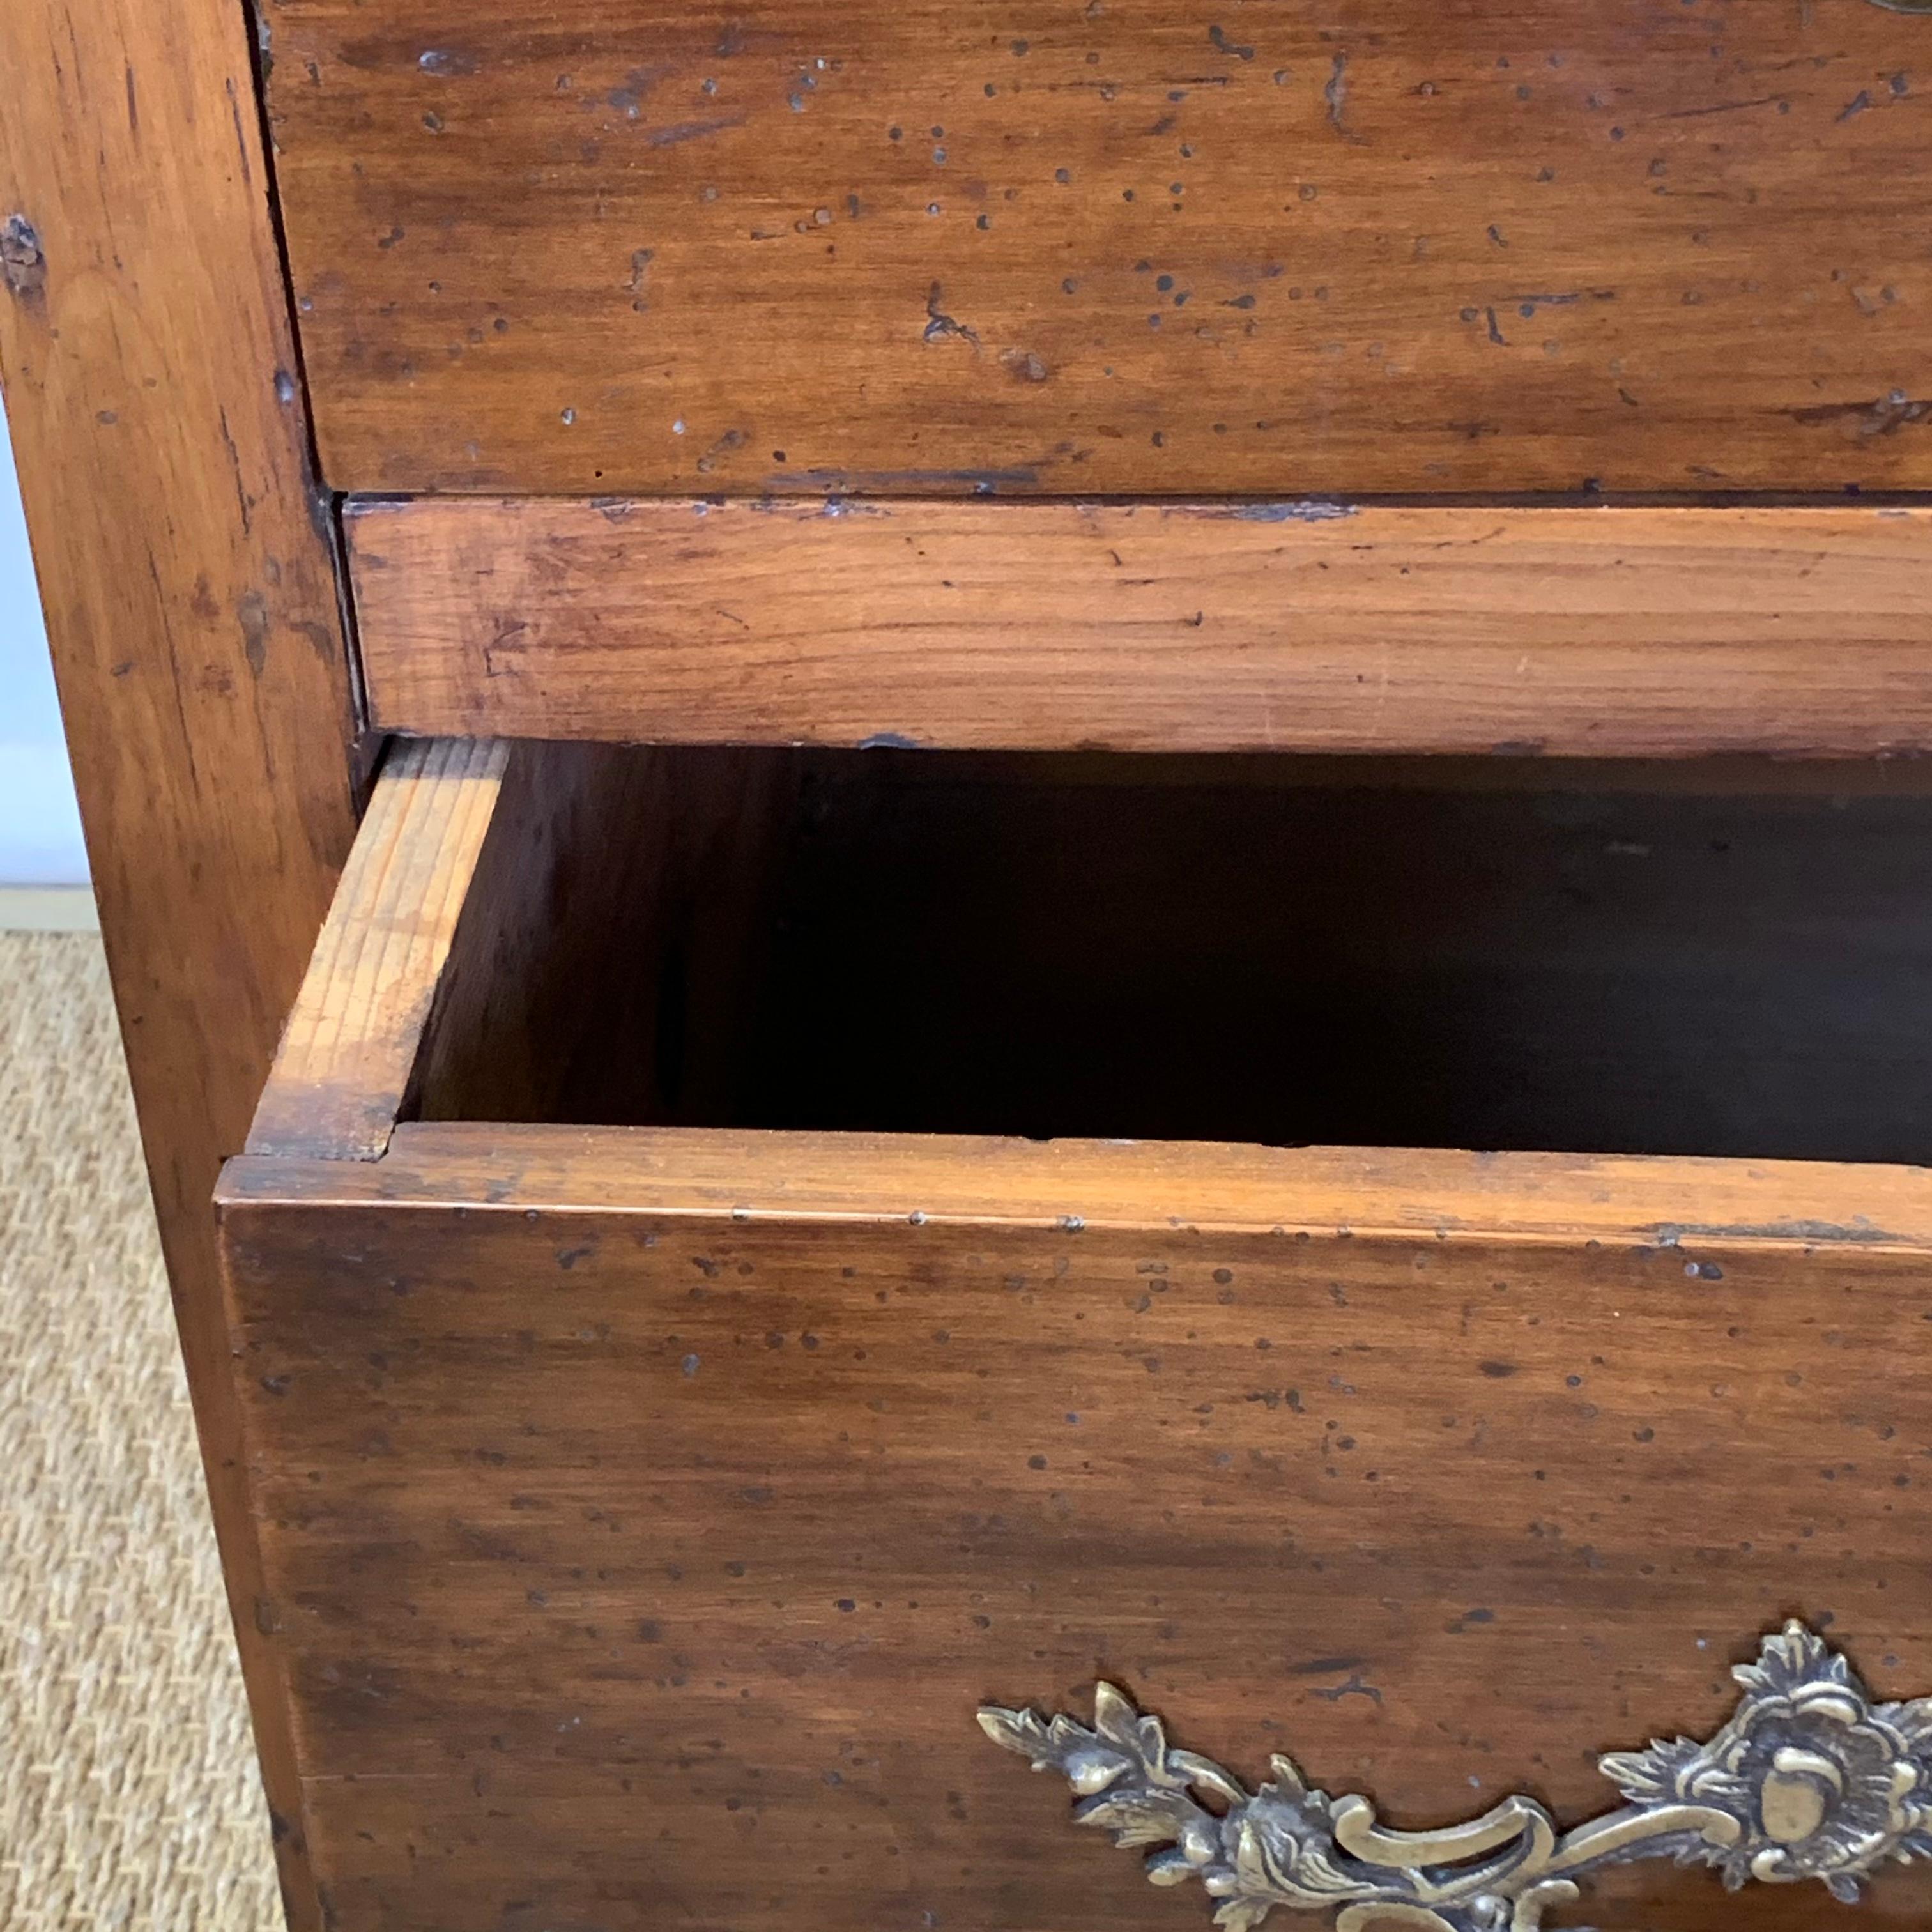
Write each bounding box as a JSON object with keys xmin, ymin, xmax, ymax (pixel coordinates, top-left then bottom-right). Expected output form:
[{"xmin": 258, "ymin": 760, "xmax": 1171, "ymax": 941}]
[{"xmin": 1, "ymin": 391, "xmax": 88, "ymax": 885}]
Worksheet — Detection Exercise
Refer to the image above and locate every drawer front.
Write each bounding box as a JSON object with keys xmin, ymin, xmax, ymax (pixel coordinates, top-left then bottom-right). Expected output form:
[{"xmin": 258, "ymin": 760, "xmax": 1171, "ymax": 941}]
[
  {"xmin": 219, "ymin": 740, "xmax": 1932, "ymax": 1932},
  {"xmin": 264, "ymin": 0, "xmax": 1932, "ymax": 494},
  {"xmin": 222, "ymin": 1131, "xmax": 1932, "ymax": 1932}
]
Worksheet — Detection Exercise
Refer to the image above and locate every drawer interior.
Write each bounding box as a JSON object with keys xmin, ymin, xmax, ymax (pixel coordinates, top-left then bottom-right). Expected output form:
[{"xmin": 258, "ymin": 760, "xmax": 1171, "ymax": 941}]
[{"xmin": 409, "ymin": 742, "xmax": 1932, "ymax": 1165}]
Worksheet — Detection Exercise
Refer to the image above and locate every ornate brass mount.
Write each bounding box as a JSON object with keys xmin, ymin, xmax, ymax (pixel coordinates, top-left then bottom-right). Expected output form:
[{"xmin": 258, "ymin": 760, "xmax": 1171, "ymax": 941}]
[{"xmin": 979, "ymin": 1623, "xmax": 1932, "ymax": 1929}]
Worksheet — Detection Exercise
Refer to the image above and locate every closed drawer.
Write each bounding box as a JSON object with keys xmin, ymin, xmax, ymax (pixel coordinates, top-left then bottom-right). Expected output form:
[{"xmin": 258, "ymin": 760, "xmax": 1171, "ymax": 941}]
[
  {"xmin": 264, "ymin": 0, "xmax": 1932, "ymax": 495},
  {"xmin": 220, "ymin": 737, "xmax": 1932, "ymax": 1932}
]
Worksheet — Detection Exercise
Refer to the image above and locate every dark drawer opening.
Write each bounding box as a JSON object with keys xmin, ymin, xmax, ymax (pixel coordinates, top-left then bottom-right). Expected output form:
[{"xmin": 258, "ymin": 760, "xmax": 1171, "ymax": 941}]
[{"xmin": 413, "ymin": 745, "xmax": 1932, "ymax": 1166}]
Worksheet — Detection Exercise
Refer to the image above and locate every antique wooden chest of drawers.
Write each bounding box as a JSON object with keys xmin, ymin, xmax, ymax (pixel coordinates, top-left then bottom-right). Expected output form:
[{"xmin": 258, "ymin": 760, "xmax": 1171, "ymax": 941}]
[{"xmin": 8, "ymin": 0, "xmax": 1932, "ymax": 1929}]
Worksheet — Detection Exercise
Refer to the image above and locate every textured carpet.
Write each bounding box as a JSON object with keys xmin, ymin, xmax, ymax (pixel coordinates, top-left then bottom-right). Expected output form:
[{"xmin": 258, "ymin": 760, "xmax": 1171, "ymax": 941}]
[{"xmin": 0, "ymin": 931, "xmax": 279, "ymax": 1930}]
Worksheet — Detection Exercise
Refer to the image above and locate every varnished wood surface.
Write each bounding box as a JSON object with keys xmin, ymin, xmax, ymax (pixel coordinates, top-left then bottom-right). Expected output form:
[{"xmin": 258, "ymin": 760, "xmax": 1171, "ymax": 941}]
[
  {"xmin": 248, "ymin": 738, "xmax": 508, "ymax": 1161},
  {"xmin": 264, "ymin": 0, "xmax": 1932, "ymax": 494},
  {"xmin": 348, "ymin": 500, "xmax": 1932, "ymax": 755},
  {"xmin": 1, "ymin": 0, "xmax": 364, "ymax": 1920},
  {"xmin": 220, "ymin": 1124, "xmax": 1932, "ymax": 1931}
]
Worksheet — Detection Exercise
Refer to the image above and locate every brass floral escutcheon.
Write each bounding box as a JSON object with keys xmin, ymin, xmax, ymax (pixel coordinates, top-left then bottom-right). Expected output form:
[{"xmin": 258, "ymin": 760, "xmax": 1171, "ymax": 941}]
[{"xmin": 979, "ymin": 1623, "xmax": 1932, "ymax": 1929}]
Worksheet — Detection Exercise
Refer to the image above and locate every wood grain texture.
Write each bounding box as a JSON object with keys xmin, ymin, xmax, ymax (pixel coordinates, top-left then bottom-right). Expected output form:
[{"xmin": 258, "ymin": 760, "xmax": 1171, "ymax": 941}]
[
  {"xmin": 1, "ymin": 0, "xmax": 364, "ymax": 1921},
  {"xmin": 218, "ymin": 1124, "xmax": 1932, "ymax": 1931},
  {"xmin": 248, "ymin": 737, "xmax": 509, "ymax": 1161},
  {"xmin": 348, "ymin": 499, "xmax": 1932, "ymax": 756},
  {"xmin": 261, "ymin": 0, "xmax": 1932, "ymax": 495}
]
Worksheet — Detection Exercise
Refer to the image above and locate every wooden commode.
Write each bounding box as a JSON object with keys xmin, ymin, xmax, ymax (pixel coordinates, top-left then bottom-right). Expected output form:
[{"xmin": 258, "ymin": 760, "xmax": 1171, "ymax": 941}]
[{"xmin": 7, "ymin": 1, "xmax": 1932, "ymax": 1928}]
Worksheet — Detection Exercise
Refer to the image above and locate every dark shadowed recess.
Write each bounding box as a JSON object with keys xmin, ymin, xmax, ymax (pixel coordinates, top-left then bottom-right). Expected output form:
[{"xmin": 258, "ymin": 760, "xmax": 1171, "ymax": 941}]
[{"xmin": 414, "ymin": 747, "xmax": 1932, "ymax": 1165}]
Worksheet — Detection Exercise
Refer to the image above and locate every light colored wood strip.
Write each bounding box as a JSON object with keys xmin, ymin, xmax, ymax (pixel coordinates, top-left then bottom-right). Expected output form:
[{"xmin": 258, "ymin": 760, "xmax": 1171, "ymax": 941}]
[
  {"xmin": 246, "ymin": 739, "xmax": 510, "ymax": 1160},
  {"xmin": 348, "ymin": 499, "xmax": 1932, "ymax": 758},
  {"xmin": 225, "ymin": 1121, "xmax": 1932, "ymax": 1257}
]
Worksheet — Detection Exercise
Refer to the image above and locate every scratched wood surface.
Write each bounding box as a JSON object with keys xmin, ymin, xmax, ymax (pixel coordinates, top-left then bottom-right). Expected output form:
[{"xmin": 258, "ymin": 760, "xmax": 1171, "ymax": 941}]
[
  {"xmin": 261, "ymin": 0, "xmax": 1932, "ymax": 494},
  {"xmin": 219, "ymin": 1124, "xmax": 1932, "ymax": 1931},
  {"xmin": 1, "ymin": 0, "xmax": 367, "ymax": 1920},
  {"xmin": 348, "ymin": 498, "xmax": 1932, "ymax": 755}
]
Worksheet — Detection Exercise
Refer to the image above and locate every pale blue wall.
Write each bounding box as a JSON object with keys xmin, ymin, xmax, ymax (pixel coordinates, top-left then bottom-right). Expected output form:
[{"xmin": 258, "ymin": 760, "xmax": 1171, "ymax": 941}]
[{"xmin": 1, "ymin": 390, "xmax": 88, "ymax": 884}]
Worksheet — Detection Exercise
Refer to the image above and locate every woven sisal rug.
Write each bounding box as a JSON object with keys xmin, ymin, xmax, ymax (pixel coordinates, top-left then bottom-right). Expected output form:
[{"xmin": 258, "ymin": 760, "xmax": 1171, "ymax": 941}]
[{"xmin": 0, "ymin": 930, "xmax": 279, "ymax": 1930}]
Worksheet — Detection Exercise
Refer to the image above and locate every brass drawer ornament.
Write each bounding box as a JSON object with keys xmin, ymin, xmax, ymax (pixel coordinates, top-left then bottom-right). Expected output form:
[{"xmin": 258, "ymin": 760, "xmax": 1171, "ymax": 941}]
[{"xmin": 979, "ymin": 1623, "xmax": 1932, "ymax": 1930}]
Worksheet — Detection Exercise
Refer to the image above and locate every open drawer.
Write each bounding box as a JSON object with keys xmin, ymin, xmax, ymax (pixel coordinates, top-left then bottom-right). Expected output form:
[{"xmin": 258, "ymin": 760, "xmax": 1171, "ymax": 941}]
[{"xmin": 218, "ymin": 737, "xmax": 1932, "ymax": 1932}]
